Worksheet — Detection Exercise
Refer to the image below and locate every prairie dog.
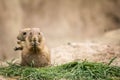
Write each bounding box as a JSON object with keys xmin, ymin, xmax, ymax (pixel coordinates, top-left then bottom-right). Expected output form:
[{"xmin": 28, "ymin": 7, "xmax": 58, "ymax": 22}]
[
  {"xmin": 14, "ymin": 28, "xmax": 31, "ymax": 51},
  {"xmin": 20, "ymin": 28, "xmax": 51, "ymax": 67},
  {"xmin": 17, "ymin": 28, "xmax": 31, "ymax": 41}
]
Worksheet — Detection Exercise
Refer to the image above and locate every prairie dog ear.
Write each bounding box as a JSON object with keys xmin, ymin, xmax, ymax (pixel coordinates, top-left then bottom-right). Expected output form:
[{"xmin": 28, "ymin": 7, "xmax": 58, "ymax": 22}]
[{"xmin": 17, "ymin": 28, "xmax": 31, "ymax": 41}]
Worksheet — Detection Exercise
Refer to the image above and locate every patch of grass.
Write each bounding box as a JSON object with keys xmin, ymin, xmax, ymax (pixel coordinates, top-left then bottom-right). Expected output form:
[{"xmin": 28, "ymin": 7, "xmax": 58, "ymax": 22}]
[{"xmin": 0, "ymin": 61, "xmax": 120, "ymax": 80}]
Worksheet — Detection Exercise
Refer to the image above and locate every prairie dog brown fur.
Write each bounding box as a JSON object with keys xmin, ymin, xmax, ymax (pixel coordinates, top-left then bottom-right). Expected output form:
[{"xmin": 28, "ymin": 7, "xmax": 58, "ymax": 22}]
[
  {"xmin": 20, "ymin": 28, "xmax": 50, "ymax": 67},
  {"xmin": 15, "ymin": 28, "xmax": 31, "ymax": 51},
  {"xmin": 17, "ymin": 28, "xmax": 31, "ymax": 41}
]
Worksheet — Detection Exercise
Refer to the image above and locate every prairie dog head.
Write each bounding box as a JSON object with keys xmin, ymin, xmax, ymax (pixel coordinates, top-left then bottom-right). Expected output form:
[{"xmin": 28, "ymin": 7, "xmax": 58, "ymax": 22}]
[
  {"xmin": 17, "ymin": 28, "xmax": 31, "ymax": 41},
  {"xmin": 25, "ymin": 28, "xmax": 45, "ymax": 51}
]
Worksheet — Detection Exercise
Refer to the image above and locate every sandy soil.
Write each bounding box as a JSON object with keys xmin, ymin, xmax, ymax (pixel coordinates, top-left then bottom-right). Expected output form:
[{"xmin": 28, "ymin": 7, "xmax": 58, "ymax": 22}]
[{"xmin": 51, "ymin": 42, "xmax": 120, "ymax": 66}]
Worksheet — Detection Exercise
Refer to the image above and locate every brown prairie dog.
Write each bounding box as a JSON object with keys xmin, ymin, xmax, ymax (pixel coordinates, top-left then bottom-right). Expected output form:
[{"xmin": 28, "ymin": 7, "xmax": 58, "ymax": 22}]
[
  {"xmin": 17, "ymin": 28, "xmax": 31, "ymax": 41},
  {"xmin": 20, "ymin": 28, "xmax": 51, "ymax": 67},
  {"xmin": 15, "ymin": 28, "xmax": 31, "ymax": 51}
]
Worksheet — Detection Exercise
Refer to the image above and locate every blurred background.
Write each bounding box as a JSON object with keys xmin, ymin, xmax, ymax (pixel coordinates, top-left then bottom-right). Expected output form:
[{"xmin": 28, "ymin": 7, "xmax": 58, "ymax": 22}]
[{"xmin": 0, "ymin": 0, "xmax": 120, "ymax": 61}]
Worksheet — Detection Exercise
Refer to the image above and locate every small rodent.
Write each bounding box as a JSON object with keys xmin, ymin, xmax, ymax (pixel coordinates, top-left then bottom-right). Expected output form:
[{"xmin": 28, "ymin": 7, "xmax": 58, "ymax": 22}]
[
  {"xmin": 19, "ymin": 28, "xmax": 51, "ymax": 67},
  {"xmin": 14, "ymin": 28, "xmax": 31, "ymax": 51}
]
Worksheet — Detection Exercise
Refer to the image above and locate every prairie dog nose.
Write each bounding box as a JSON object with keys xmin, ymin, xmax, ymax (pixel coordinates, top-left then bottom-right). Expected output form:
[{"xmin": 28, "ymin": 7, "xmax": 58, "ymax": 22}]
[
  {"xmin": 31, "ymin": 38, "xmax": 37, "ymax": 47},
  {"xmin": 33, "ymin": 38, "xmax": 36, "ymax": 42},
  {"xmin": 32, "ymin": 36, "xmax": 38, "ymax": 42},
  {"xmin": 31, "ymin": 36, "xmax": 40, "ymax": 46}
]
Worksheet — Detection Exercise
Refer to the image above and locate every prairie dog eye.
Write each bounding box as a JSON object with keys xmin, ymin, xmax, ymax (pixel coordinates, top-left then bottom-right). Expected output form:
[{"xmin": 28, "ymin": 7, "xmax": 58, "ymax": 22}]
[
  {"xmin": 38, "ymin": 32, "xmax": 40, "ymax": 35},
  {"xmin": 23, "ymin": 32, "xmax": 27, "ymax": 35},
  {"xmin": 30, "ymin": 32, "xmax": 32, "ymax": 35}
]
